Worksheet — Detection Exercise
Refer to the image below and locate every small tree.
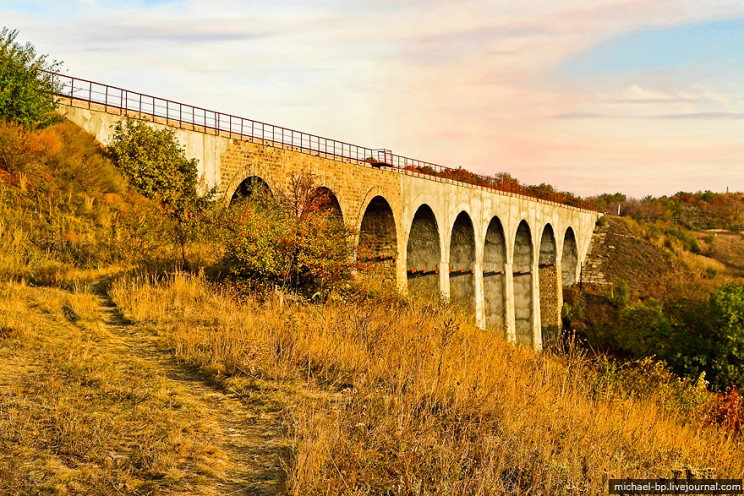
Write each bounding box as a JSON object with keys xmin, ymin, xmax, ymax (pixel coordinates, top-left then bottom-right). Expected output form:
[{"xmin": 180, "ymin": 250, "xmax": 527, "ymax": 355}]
[
  {"xmin": 107, "ymin": 118, "xmax": 216, "ymax": 264},
  {"xmin": 0, "ymin": 27, "xmax": 62, "ymax": 128}
]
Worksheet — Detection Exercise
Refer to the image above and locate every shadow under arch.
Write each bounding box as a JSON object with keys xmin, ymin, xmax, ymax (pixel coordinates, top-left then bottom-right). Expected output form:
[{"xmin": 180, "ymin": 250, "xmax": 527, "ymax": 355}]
[
  {"xmin": 449, "ymin": 211, "xmax": 475, "ymax": 313},
  {"xmin": 513, "ymin": 220, "xmax": 534, "ymax": 347},
  {"xmin": 358, "ymin": 195, "xmax": 397, "ymax": 281},
  {"xmin": 484, "ymin": 215, "xmax": 507, "ymax": 334},
  {"xmin": 562, "ymin": 227, "xmax": 578, "ymax": 286},
  {"xmin": 230, "ymin": 175, "xmax": 272, "ymax": 205},
  {"xmin": 406, "ymin": 204, "xmax": 441, "ymax": 295}
]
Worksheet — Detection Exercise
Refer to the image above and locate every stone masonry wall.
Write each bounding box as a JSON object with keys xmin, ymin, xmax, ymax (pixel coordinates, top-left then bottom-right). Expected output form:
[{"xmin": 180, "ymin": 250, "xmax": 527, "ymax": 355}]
[
  {"xmin": 219, "ymin": 139, "xmax": 403, "ymax": 232},
  {"xmin": 539, "ymin": 265, "xmax": 562, "ymax": 346}
]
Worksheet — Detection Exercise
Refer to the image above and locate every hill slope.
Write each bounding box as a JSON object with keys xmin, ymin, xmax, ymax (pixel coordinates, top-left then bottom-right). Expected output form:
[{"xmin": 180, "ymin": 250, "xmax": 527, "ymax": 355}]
[{"xmin": 581, "ymin": 216, "xmax": 692, "ymax": 299}]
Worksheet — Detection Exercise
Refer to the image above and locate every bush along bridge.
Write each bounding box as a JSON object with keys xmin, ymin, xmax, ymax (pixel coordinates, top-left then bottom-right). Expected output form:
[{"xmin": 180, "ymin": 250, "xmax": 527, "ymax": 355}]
[{"xmin": 51, "ymin": 72, "xmax": 602, "ymax": 350}]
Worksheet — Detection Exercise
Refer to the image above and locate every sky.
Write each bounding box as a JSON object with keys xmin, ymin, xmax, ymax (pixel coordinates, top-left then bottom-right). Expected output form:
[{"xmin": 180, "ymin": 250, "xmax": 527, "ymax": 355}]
[{"xmin": 2, "ymin": 0, "xmax": 744, "ymax": 198}]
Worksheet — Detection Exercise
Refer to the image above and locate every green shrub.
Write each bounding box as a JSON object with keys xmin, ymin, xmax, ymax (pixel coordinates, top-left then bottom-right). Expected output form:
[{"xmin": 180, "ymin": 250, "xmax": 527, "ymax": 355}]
[
  {"xmin": 604, "ymin": 278, "xmax": 629, "ymax": 307},
  {"xmin": 107, "ymin": 118, "xmax": 217, "ymax": 264},
  {"xmin": 588, "ymin": 356, "xmax": 710, "ymax": 419},
  {"xmin": 612, "ymin": 299, "xmax": 671, "ymax": 357},
  {"xmin": 668, "ymin": 227, "xmax": 700, "ymax": 253},
  {"xmin": 221, "ymin": 171, "xmax": 355, "ymax": 297},
  {"xmin": 706, "ymin": 282, "xmax": 744, "ymax": 388},
  {"xmin": 0, "ymin": 27, "xmax": 62, "ymax": 128},
  {"xmin": 562, "ymin": 299, "xmax": 585, "ymax": 322}
]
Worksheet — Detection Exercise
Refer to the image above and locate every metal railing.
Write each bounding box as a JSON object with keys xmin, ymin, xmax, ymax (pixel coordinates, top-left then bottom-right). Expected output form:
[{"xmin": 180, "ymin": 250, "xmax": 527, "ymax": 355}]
[{"xmin": 46, "ymin": 71, "xmax": 597, "ymax": 212}]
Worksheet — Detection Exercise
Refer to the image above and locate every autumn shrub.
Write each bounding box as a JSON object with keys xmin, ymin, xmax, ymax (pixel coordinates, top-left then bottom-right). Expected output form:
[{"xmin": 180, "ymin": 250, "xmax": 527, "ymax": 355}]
[
  {"xmin": 221, "ymin": 171, "xmax": 356, "ymax": 298},
  {"xmin": 705, "ymin": 387, "xmax": 744, "ymax": 435}
]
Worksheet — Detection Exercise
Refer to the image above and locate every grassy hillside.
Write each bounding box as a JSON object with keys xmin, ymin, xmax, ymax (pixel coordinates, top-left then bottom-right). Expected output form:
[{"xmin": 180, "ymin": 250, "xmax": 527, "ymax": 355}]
[
  {"xmin": 0, "ymin": 281, "xmax": 229, "ymax": 494},
  {"xmin": 0, "ymin": 118, "xmax": 199, "ymax": 287},
  {"xmin": 110, "ymin": 272, "xmax": 742, "ymax": 494},
  {"xmin": 1, "ymin": 117, "xmax": 743, "ymax": 493}
]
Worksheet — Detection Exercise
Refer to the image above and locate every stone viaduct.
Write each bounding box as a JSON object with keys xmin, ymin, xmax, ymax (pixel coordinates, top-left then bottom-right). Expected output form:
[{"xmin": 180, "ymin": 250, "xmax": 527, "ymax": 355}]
[{"xmin": 54, "ymin": 72, "xmax": 601, "ymax": 350}]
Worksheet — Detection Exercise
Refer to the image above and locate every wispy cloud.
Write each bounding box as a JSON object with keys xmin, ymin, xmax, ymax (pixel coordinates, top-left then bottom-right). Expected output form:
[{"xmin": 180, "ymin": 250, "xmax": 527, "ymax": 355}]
[
  {"xmin": 84, "ymin": 22, "xmax": 276, "ymax": 44},
  {"xmin": 655, "ymin": 112, "xmax": 744, "ymax": 119}
]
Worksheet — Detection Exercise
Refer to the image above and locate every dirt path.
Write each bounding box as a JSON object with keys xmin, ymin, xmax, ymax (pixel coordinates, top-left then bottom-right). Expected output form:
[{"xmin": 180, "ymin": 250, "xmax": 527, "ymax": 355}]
[{"xmin": 91, "ymin": 281, "xmax": 289, "ymax": 495}]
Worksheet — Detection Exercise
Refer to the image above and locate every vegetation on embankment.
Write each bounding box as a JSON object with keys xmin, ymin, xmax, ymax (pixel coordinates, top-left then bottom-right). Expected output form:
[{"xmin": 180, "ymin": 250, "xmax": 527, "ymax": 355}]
[
  {"xmin": 566, "ymin": 209, "xmax": 744, "ymax": 393},
  {"xmin": 0, "ymin": 115, "xmax": 222, "ymax": 287},
  {"xmin": 591, "ymin": 190, "xmax": 744, "ymax": 232},
  {"xmin": 109, "ymin": 272, "xmax": 742, "ymax": 494}
]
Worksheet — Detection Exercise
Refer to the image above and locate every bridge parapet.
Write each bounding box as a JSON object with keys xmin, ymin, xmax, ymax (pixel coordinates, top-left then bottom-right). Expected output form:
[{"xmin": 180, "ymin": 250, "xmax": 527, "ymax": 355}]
[{"xmin": 47, "ymin": 71, "xmax": 597, "ymax": 212}]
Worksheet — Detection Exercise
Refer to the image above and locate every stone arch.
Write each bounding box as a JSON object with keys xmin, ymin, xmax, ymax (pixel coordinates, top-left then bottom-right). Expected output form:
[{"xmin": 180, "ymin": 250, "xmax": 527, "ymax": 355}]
[
  {"xmin": 310, "ymin": 186, "xmax": 343, "ymax": 222},
  {"xmin": 406, "ymin": 204, "xmax": 441, "ymax": 294},
  {"xmin": 449, "ymin": 211, "xmax": 476, "ymax": 312},
  {"xmin": 562, "ymin": 227, "xmax": 579, "ymax": 286},
  {"xmin": 358, "ymin": 195, "xmax": 397, "ymax": 281},
  {"xmin": 539, "ymin": 224, "xmax": 557, "ymax": 265},
  {"xmin": 230, "ymin": 175, "xmax": 272, "ymax": 205},
  {"xmin": 538, "ymin": 224, "xmax": 560, "ymax": 346},
  {"xmin": 483, "ymin": 216, "xmax": 507, "ymax": 332},
  {"xmin": 222, "ymin": 161, "xmax": 277, "ymax": 204},
  {"xmin": 513, "ymin": 220, "xmax": 534, "ymax": 347}
]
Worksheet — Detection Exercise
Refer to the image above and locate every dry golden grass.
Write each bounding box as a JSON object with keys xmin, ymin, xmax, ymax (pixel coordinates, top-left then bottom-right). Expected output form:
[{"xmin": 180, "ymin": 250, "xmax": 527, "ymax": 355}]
[
  {"xmin": 0, "ymin": 280, "xmax": 229, "ymax": 495},
  {"xmin": 698, "ymin": 232, "xmax": 744, "ymax": 277},
  {"xmin": 111, "ymin": 273, "xmax": 744, "ymax": 495}
]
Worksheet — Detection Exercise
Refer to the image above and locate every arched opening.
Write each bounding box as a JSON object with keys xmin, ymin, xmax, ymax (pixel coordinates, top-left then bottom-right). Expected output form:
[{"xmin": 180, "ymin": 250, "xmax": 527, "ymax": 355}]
[
  {"xmin": 230, "ymin": 176, "xmax": 271, "ymax": 205},
  {"xmin": 562, "ymin": 227, "xmax": 578, "ymax": 286},
  {"xmin": 538, "ymin": 224, "xmax": 560, "ymax": 346},
  {"xmin": 513, "ymin": 220, "xmax": 534, "ymax": 347},
  {"xmin": 406, "ymin": 205, "xmax": 441, "ymax": 294},
  {"xmin": 449, "ymin": 211, "xmax": 475, "ymax": 312},
  {"xmin": 358, "ymin": 196, "xmax": 397, "ymax": 281},
  {"xmin": 483, "ymin": 216, "xmax": 507, "ymax": 333},
  {"xmin": 310, "ymin": 186, "xmax": 343, "ymax": 222}
]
